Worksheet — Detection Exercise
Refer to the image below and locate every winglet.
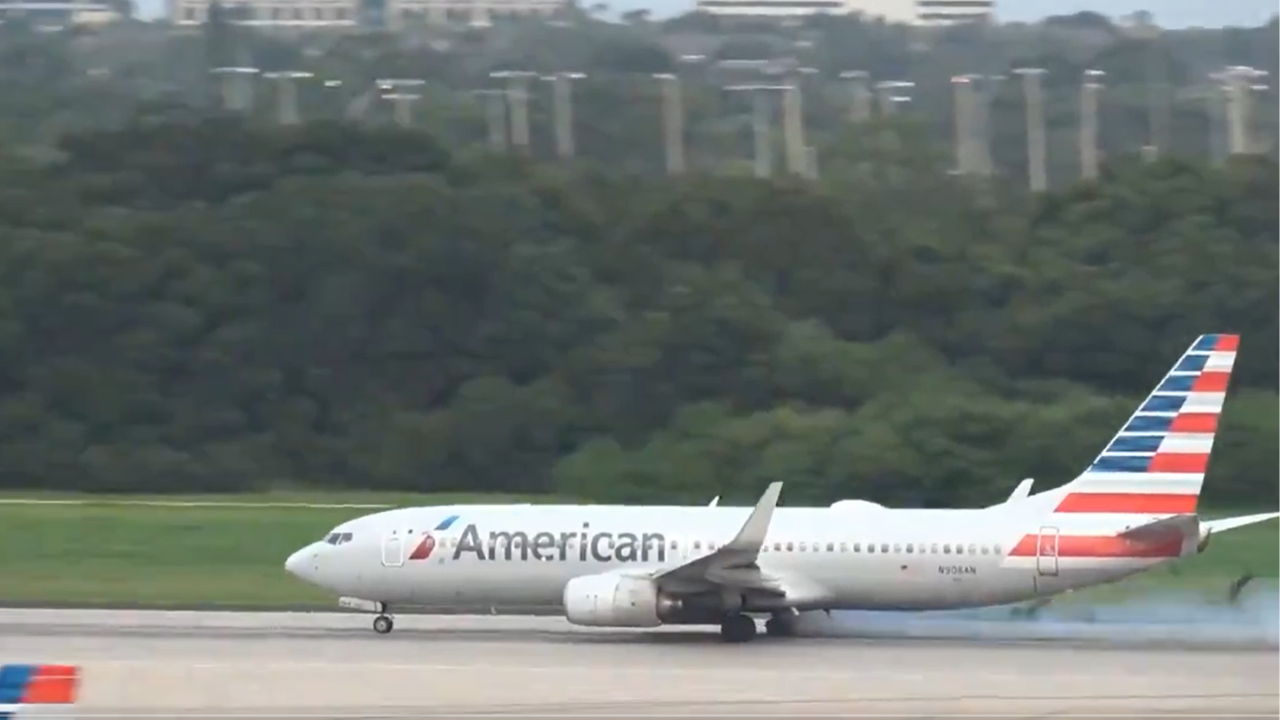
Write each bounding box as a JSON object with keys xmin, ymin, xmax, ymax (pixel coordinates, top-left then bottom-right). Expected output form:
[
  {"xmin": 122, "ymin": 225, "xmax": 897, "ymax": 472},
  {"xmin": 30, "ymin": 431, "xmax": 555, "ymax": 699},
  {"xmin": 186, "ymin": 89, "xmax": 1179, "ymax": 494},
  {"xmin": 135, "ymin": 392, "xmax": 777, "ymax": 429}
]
[
  {"xmin": 1008, "ymin": 478, "xmax": 1034, "ymax": 502},
  {"xmin": 721, "ymin": 482, "xmax": 782, "ymax": 553},
  {"xmin": 985, "ymin": 478, "xmax": 1034, "ymax": 508},
  {"xmin": 708, "ymin": 496, "xmax": 720, "ymax": 507}
]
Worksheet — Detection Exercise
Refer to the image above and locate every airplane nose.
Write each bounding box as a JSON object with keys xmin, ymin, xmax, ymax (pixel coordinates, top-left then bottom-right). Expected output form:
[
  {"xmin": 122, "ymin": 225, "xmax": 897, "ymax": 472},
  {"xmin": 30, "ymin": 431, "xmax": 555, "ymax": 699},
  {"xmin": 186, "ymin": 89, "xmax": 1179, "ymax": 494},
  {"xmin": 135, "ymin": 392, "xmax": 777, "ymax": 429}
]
[{"xmin": 285, "ymin": 546, "xmax": 316, "ymax": 580}]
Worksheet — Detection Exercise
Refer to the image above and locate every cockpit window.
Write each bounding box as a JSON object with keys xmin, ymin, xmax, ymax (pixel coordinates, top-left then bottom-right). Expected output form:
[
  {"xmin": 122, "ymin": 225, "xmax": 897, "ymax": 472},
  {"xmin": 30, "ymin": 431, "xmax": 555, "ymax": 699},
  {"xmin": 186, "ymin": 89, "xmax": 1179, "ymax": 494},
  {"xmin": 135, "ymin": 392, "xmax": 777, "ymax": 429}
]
[{"xmin": 324, "ymin": 532, "xmax": 355, "ymax": 545}]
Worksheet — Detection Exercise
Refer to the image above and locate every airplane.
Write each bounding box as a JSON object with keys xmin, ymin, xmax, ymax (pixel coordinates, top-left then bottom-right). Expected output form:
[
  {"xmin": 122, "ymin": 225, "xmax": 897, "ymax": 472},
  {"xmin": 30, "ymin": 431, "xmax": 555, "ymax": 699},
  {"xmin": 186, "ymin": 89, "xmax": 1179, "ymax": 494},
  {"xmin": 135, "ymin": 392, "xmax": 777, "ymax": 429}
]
[{"xmin": 285, "ymin": 333, "xmax": 1280, "ymax": 643}]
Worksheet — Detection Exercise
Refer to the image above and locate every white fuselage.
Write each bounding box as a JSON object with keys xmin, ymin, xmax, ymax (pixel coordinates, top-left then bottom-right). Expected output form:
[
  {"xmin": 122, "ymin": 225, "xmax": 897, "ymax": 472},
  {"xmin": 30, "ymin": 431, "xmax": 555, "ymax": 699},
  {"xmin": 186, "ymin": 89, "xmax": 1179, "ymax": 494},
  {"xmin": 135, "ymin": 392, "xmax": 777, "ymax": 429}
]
[{"xmin": 286, "ymin": 502, "xmax": 1190, "ymax": 615}]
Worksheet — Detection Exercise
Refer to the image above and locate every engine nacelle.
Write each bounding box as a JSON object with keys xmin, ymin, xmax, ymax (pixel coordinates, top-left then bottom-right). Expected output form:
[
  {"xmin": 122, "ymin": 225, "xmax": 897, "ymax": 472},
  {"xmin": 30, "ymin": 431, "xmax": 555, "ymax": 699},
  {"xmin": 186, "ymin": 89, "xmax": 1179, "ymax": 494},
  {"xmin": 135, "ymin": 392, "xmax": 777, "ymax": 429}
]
[
  {"xmin": 562, "ymin": 573, "xmax": 679, "ymax": 628},
  {"xmin": 830, "ymin": 499, "xmax": 885, "ymax": 511}
]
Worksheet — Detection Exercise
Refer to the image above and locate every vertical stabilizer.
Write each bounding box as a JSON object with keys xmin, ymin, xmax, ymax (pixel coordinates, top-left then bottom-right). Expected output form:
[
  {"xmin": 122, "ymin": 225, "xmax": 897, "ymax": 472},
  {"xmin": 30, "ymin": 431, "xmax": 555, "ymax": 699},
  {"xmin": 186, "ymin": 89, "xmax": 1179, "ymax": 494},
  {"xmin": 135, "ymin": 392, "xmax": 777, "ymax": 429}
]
[{"xmin": 1049, "ymin": 334, "xmax": 1239, "ymax": 519}]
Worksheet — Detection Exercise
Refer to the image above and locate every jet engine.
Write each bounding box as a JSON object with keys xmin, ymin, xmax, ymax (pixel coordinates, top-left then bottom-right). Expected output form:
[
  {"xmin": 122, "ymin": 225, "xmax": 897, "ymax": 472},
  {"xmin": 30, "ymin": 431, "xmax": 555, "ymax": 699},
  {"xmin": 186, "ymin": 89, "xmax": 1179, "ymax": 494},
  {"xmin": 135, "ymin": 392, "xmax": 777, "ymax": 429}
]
[{"xmin": 564, "ymin": 573, "xmax": 709, "ymax": 628}]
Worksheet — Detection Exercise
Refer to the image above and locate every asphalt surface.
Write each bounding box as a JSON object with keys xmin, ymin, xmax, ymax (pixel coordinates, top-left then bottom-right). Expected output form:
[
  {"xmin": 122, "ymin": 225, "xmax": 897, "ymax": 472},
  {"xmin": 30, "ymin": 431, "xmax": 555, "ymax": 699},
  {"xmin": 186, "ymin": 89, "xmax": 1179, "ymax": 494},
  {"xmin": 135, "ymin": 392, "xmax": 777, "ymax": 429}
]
[{"xmin": 1, "ymin": 609, "xmax": 1276, "ymax": 717}]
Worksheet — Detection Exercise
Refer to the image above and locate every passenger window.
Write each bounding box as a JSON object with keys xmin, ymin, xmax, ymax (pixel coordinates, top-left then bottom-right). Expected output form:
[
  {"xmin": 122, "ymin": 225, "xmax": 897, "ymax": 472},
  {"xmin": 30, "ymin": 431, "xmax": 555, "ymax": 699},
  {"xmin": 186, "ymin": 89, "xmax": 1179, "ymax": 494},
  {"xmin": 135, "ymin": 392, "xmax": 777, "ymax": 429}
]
[
  {"xmin": 993, "ymin": 545, "xmax": 1002, "ymax": 554},
  {"xmin": 892, "ymin": 543, "xmax": 901, "ymax": 553},
  {"xmin": 980, "ymin": 545, "xmax": 989, "ymax": 555},
  {"xmin": 709, "ymin": 542, "xmax": 717, "ymax": 550},
  {"xmin": 905, "ymin": 543, "xmax": 913, "ymax": 554},
  {"xmin": 931, "ymin": 543, "xmax": 939, "ymax": 554},
  {"xmin": 968, "ymin": 544, "xmax": 977, "ymax": 555},
  {"xmin": 956, "ymin": 544, "xmax": 964, "ymax": 555},
  {"xmin": 943, "ymin": 544, "xmax": 951, "ymax": 554},
  {"xmin": 670, "ymin": 540, "xmax": 678, "ymax": 549},
  {"xmin": 786, "ymin": 542, "xmax": 794, "ymax": 552},
  {"xmin": 694, "ymin": 541, "xmax": 702, "ymax": 550},
  {"xmin": 799, "ymin": 541, "xmax": 808, "ymax": 551},
  {"xmin": 774, "ymin": 542, "xmax": 782, "ymax": 551},
  {"xmin": 880, "ymin": 543, "xmax": 889, "ymax": 553},
  {"xmin": 839, "ymin": 542, "xmax": 847, "ymax": 552},
  {"xmin": 867, "ymin": 543, "xmax": 875, "ymax": 554},
  {"xmin": 853, "ymin": 543, "xmax": 861, "ymax": 552}
]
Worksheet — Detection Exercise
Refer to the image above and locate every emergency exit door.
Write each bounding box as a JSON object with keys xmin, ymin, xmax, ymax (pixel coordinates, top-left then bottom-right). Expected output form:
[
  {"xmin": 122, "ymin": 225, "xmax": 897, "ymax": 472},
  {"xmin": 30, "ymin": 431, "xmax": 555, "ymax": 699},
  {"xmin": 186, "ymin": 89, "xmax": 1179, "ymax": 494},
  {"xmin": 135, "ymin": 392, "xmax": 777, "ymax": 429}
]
[
  {"xmin": 382, "ymin": 531, "xmax": 405, "ymax": 568},
  {"xmin": 1036, "ymin": 526, "xmax": 1059, "ymax": 576}
]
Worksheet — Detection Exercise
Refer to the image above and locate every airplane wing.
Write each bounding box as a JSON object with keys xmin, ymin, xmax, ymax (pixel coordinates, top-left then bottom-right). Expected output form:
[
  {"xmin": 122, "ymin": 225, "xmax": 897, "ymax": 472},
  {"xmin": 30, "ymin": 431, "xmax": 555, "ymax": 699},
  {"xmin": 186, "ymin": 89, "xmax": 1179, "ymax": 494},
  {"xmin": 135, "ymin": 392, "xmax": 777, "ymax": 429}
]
[{"xmin": 653, "ymin": 482, "xmax": 784, "ymax": 595}]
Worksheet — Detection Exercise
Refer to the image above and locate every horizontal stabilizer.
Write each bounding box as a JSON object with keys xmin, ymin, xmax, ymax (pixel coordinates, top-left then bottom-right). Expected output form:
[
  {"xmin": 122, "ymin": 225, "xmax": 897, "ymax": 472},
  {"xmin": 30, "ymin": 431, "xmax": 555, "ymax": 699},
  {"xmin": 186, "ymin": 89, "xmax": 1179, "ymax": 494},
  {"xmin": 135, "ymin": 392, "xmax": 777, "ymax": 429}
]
[
  {"xmin": 1118, "ymin": 514, "xmax": 1199, "ymax": 542},
  {"xmin": 1202, "ymin": 511, "xmax": 1280, "ymax": 534}
]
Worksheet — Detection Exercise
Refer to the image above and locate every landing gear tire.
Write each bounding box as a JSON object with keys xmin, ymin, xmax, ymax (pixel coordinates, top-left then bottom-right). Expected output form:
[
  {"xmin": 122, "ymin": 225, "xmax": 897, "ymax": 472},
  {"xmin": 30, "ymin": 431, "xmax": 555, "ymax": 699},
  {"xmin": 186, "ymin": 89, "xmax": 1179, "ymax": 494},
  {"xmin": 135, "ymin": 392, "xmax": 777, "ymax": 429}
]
[
  {"xmin": 765, "ymin": 614, "xmax": 798, "ymax": 638},
  {"xmin": 373, "ymin": 615, "xmax": 394, "ymax": 635},
  {"xmin": 719, "ymin": 614, "xmax": 757, "ymax": 643}
]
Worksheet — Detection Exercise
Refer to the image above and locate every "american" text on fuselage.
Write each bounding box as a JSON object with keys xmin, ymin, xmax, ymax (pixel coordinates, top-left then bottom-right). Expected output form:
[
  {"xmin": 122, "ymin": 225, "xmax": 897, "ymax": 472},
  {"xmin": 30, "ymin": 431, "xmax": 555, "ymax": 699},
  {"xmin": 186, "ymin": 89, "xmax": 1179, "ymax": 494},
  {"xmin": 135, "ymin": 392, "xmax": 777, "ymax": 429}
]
[{"xmin": 452, "ymin": 523, "xmax": 668, "ymax": 563}]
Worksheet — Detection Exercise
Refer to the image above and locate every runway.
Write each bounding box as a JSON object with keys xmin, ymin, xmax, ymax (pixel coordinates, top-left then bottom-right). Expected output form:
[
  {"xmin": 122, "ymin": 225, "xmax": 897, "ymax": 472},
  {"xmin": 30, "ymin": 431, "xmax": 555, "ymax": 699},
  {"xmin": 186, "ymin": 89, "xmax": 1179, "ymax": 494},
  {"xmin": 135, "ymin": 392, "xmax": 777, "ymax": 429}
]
[{"xmin": 1, "ymin": 609, "xmax": 1277, "ymax": 717}]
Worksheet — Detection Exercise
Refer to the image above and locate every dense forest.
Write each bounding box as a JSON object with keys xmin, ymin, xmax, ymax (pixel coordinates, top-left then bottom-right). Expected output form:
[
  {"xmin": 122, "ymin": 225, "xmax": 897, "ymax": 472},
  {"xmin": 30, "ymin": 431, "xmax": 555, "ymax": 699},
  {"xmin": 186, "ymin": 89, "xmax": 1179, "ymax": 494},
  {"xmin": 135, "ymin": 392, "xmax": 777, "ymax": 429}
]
[{"xmin": 0, "ymin": 116, "xmax": 1274, "ymax": 507}]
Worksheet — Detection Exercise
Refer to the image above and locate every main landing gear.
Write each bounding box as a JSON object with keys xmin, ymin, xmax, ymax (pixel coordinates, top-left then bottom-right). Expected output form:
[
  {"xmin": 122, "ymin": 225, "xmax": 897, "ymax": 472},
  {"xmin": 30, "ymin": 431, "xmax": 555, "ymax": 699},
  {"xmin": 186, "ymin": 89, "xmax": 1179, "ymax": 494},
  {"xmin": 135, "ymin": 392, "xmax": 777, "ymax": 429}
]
[
  {"xmin": 719, "ymin": 613, "xmax": 757, "ymax": 643},
  {"xmin": 719, "ymin": 611, "xmax": 801, "ymax": 643},
  {"xmin": 764, "ymin": 612, "xmax": 799, "ymax": 638}
]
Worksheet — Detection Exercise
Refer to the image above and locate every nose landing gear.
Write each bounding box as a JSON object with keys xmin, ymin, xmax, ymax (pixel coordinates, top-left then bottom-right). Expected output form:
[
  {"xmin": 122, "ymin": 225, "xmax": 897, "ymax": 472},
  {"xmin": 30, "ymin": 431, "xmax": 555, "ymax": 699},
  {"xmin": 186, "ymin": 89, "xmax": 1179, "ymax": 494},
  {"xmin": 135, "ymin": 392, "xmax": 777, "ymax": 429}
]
[{"xmin": 337, "ymin": 597, "xmax": 397, "ymax": 634}]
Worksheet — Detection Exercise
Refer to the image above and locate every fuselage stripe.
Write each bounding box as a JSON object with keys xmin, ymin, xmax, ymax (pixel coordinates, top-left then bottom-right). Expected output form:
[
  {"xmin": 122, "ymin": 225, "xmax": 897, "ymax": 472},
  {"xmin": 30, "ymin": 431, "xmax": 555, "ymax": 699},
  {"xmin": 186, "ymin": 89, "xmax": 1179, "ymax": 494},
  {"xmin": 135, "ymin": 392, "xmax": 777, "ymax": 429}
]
[
  {"xmin": 1009, "ymin": 533, "xmax": 1183, "ymax": 559},
  {"xmin": 1054, "ymin": 492, "xmax": 1198, "ymax": 514}
]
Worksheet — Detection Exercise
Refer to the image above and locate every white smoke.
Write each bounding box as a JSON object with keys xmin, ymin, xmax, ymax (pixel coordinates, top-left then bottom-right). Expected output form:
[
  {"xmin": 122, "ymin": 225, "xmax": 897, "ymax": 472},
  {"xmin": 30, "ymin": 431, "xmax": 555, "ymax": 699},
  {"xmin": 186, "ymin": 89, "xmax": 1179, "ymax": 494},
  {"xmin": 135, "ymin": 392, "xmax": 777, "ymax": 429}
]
[{"xmin": 793, "ymin": 581, "xmax": 1279, "ymax": 647}]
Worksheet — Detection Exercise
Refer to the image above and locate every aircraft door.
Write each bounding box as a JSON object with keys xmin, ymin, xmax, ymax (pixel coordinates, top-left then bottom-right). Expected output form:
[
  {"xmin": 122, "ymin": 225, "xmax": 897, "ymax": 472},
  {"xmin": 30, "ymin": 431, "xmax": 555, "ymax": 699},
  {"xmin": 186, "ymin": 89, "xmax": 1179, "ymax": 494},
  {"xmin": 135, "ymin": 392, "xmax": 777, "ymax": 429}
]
[
  {"xmin": 1035, "ymin": 526, "xmax": 1059, "ymax": 576},
  {"xmin": 381, "ymin": 530, "xmax": 405, "ymax": 568}
]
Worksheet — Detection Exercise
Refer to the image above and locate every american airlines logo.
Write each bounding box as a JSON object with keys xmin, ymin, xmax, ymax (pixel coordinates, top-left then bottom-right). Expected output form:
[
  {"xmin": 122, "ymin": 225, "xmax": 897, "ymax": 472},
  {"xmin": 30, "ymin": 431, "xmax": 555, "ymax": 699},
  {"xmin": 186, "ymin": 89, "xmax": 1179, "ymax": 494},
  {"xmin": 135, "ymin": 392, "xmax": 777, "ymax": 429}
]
[{"xmin": 422, "ymin": 522, "xmax": 669, "ymax": 564}]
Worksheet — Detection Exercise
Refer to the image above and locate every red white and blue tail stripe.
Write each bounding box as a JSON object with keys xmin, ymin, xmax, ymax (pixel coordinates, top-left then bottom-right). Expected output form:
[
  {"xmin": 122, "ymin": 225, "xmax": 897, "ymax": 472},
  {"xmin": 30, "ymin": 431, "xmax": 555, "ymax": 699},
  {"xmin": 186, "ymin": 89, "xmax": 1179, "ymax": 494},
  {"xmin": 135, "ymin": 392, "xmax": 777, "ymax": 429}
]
[{"xmin": 1053, "ymin": 333, "xmax": 1239, "ymax": 517}]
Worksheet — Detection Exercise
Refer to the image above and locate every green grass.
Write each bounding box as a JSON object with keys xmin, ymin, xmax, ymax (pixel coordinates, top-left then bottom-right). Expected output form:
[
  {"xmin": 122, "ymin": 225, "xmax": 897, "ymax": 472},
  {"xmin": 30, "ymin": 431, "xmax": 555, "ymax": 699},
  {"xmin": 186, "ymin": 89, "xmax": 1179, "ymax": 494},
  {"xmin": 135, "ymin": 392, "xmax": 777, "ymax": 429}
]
[
  {"xmin": 0, "ymin": 494, "xmax": 1274, "ymax": 609},
  {"xmin": 0, "ymin": 490, "xmax": 578, "ymax": 506},
  {"xmin": 0, "ymin": 492, "xmax": 577, "ymax": 608}
]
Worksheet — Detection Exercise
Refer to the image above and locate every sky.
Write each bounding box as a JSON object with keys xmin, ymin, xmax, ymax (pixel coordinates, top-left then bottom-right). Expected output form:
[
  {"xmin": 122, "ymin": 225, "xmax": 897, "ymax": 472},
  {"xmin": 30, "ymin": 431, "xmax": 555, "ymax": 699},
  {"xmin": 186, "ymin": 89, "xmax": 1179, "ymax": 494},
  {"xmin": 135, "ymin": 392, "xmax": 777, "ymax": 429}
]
[{"xmin": 135, "ymin": 0, "xmax": 1278, "ymax": 29}]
